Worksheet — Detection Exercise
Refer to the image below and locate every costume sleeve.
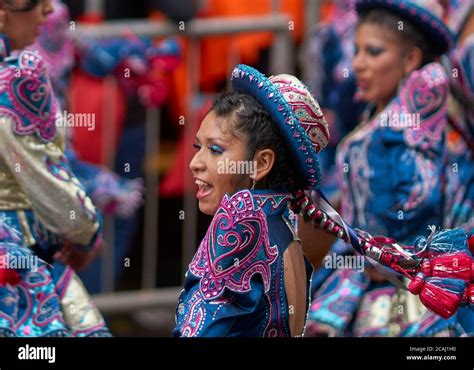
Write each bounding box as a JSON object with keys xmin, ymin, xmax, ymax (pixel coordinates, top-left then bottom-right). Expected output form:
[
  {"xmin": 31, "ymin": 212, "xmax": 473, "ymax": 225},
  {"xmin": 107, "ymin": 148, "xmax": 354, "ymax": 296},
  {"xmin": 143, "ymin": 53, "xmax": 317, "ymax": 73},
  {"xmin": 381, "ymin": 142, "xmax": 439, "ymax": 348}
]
[
  {"xmin": 174, "ymin": 190, "xmax": 279, "ymax": 337},
  {"xmin": 0, "ymin": 50, "xmax": 101, "ymax": 249},
  {"xmin": 174, "ymin": 275, "xmax": 266, "ymax": 337},
  {"xmin": 366, "ymin": 63, "xmax": 449, "ymax": 243}
]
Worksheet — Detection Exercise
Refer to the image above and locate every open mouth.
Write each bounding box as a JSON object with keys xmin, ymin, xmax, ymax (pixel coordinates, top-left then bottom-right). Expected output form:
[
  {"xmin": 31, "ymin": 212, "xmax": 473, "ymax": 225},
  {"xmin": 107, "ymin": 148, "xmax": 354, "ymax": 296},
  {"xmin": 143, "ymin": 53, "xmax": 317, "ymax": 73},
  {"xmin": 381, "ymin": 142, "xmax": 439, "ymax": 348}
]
[
  {"xmin": 195, "ymin": 179, "xmax": 214, "ymax": 200},
  {"xmin": 356, "ymin": 79, "xmax": 369, "ymax": 90}
]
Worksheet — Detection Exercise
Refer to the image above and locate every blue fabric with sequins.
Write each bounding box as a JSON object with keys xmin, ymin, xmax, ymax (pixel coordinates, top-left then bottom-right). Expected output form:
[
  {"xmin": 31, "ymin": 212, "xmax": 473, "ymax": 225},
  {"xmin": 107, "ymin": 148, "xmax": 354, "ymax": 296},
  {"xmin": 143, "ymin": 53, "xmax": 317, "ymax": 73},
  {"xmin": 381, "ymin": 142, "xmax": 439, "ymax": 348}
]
[{"xmin": 174, "ymin": 189, "xmax": 312, "ymax": 337}]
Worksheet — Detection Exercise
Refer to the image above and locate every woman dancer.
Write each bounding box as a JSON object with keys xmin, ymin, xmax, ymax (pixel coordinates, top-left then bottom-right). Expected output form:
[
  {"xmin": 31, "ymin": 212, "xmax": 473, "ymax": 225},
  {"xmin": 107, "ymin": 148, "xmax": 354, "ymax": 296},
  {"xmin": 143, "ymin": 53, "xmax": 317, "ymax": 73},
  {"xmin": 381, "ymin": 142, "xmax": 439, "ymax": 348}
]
[
  {"xmin": 0, "ymin": 0, "xmax": 110, "ymax": 336},
  {"xmin": 173, "ymin": 59, "xmax": 473, "ymax": 336},
  {"xmin": 173, "ymin": 65, "xmax": 330, "ymax": 337},
  {"xmin": 305, "ymin": 0, "xmax": 471, "ymax": 337}
]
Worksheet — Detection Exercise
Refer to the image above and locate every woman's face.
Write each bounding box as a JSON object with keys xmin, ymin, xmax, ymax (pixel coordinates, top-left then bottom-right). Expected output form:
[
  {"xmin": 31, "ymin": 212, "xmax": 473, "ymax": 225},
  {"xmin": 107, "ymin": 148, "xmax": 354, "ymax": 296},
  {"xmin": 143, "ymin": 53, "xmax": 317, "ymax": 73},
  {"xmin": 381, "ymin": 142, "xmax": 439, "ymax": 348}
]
[
  {"xmin": 352, "ymin": 22, "xmax": 407, "ymax": 111},
  {"xmin": 1, "ymin": 0, "xmax": 54, "ymax": 50},
  {"xmin": 190, "ymin": 110, "xmax": 252, "ymax": 216}
]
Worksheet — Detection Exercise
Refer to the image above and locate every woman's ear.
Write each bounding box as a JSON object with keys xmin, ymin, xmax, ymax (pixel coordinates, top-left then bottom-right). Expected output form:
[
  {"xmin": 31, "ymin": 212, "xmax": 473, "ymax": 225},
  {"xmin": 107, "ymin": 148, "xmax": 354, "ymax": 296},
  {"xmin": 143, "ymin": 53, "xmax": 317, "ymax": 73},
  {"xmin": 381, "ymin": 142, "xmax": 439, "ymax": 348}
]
[
  {"xmin": 252, "ymin": 148, "xmax": 275, "ymax": 182},
  {"xmin": 403, "ymin": 46, "xmax": 423, "ymax": 75}
]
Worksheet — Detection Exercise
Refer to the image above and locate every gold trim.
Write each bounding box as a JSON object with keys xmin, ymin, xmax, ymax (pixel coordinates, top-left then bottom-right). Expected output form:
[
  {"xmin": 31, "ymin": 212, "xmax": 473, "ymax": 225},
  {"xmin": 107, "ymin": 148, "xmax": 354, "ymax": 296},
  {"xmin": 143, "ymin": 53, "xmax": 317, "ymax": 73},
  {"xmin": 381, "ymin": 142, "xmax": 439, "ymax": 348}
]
[{"xmin": 16, "ymin": 210, "xmax": 36, "ymax": 246}]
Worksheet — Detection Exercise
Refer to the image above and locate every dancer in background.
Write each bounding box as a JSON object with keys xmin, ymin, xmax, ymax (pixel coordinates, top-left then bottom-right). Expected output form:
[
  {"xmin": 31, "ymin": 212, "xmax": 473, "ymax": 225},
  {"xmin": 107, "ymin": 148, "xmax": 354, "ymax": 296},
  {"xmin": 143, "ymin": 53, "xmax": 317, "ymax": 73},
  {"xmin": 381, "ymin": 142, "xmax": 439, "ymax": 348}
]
[
  {"xmin": 442, "ymin": 0, "xmax": 474, "ymax": 231},
  {"xmin": 441, "ymin": 0, "xmax": 474, "ymax": 335},
  {"xmin": 29, "ymin": 0, "xmax": 181, "ymax": 292},
  {"xmin": 303, "ymin": 0, "xmax": 365, "ymax": 294},
  {"xmin": 0, "ymin": 0, "xmax": 110, "ymax": 336},
  {"xmin": 30, "ymin": 0, "xmax": 146, "ymax": 219},
  {"xmin": 305, "ymin": 0, "xmax": 470, "ymax": 337},
  {"xmin": 305, "ymin": 0, "xmax": 364, "ymax": 202},
  {"xmin": 174, "ymin": 64, "xmax": 330, "ymax": 337}
]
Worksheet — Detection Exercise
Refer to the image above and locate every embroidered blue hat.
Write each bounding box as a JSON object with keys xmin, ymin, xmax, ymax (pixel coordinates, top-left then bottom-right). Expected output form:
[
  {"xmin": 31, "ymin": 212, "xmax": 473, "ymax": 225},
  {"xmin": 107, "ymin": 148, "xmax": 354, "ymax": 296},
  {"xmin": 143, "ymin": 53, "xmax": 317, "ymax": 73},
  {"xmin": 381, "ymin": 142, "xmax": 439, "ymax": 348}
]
[
  {"xmin": 355, "ymin": 0, "xmax": 454, "ymax": 55},
  {"xmin": 231, "ymin": 64, "xmax": 330, "ymax": 190}
]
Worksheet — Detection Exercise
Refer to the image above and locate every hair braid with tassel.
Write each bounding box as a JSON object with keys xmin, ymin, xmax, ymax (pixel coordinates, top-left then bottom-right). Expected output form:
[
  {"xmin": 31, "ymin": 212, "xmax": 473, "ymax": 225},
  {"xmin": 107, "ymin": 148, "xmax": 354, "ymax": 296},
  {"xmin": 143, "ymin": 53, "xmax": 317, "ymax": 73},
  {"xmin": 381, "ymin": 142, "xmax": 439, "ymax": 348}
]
[{"xmin": 289, "ymin": 189, "xmax": 474, "ymax": 319}]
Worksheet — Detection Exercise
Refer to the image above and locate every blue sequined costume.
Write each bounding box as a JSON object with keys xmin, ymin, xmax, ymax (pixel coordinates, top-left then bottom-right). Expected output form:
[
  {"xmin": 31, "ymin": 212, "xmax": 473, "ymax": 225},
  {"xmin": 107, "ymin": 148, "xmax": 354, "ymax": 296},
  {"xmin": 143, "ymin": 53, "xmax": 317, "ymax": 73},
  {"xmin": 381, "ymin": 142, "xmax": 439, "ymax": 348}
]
[
  {"xmin": 307, "ymin": 63, "xmax": 467, "ymax": 337},
  {"xmin": 306, "ymin": 3, "xmax": 365, "ymax": 200},
  {"xmin": 0, "ymin": 38, "xmax": 110, "ymax": 337},
  {"xmin": 174, "ymin": 189, "xmax": 312, "ymax": 337},
  {"xmin": 443, "ymin": 33, "xmax": 474, "ymax": 231}
]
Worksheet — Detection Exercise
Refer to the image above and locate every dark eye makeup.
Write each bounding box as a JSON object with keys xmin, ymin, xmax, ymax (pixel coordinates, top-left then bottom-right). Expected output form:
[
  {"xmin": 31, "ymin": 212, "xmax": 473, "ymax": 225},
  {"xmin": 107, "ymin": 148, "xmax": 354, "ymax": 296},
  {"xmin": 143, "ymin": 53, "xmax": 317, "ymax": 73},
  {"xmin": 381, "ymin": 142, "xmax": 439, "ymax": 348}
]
[
  {"xmin": 5, "ymin": 0, "xmax": 40, "ymax": 12},
  {"xmin": 192, "ymin": 142, "xmax": 224, "ymax": 155},
  {"xmin": 366, "ymin": 46, "xmax": 385, "ymax": 56},
  {"xmin": 354, "ymin": 45, "xmax": 385, "ymax": 57},
  {"xmin": 209, "ymin": 145, "xmax": 224, "ymax": 155}
]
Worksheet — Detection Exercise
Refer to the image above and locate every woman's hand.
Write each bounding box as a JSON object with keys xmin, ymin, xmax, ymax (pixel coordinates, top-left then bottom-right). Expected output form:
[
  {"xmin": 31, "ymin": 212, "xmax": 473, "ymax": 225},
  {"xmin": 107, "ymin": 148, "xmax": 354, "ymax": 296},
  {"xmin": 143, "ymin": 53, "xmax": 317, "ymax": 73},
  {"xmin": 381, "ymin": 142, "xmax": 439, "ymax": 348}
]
[{"xmin": 54, "ymin": 240, "xmax": 106, "ymax": 271}]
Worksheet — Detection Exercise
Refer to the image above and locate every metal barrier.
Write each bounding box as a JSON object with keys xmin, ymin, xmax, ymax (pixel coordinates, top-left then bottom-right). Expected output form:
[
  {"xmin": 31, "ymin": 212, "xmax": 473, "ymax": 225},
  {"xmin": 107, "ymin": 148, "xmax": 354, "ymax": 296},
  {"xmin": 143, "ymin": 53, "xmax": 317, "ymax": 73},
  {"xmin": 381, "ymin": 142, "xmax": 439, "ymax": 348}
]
[
  {"xmin": 74, "ymin": 9, "xmax": 319, "ymax": 314},
  {"xmin": 94, "ymin": 287, "xmax": 181, "ymax": 315},
  {"xmin": 84, "ymin": 0, "xmax": 104, "ymax": 16},
  {"xmin": 76, "ymin": 16, "xmax": 294, "ymax": 75}
]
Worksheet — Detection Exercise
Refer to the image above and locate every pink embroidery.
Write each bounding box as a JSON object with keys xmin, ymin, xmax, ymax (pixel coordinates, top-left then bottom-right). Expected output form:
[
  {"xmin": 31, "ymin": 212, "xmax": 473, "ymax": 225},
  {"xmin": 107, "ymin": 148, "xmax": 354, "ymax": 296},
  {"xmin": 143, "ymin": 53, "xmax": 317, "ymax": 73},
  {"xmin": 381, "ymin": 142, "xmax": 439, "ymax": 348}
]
[
  {"xmin": 24, "ymin": 266, "xmax": 52, "ymax": 289},
  {"xmin": 1, "ymin": 50, "xmax": 58, "ymax": 142},
  {"xmin": 180, "ymin": 291, "xmax": 206, "ymax": 337},
  {"xmin": 46, "ymin": 155, "xmax": 72, "ymax": 182},
  {"xmin": 32, "ymin": 293, "xmax": 65, "ymax": 327},
  {"xmin": 189, "ymin": 190, "xmax": 278, "ymax": 299},
  {"xmin": 399, "ymin": 63, "xmax": 448, "ymax": 148}
]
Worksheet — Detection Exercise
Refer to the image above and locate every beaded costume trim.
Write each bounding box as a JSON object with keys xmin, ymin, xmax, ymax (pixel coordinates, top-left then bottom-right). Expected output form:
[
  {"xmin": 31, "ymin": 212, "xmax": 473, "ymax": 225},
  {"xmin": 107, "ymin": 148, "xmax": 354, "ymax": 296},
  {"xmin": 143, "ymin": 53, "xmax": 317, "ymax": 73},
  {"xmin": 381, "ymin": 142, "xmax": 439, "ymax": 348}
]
[
  {"xmin": 0, "ymin": 50, "xmax": 58, "ymax": 142},
  {"xmin": 189, "ymin": 190, "xmax": 280, "ymax": 299}
]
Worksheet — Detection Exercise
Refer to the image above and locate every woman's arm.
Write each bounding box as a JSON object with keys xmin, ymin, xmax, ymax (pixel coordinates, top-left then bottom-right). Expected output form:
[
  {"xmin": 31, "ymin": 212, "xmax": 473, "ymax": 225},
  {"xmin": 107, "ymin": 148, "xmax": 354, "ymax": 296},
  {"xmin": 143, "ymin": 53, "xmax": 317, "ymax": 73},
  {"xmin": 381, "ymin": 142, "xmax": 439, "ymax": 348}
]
[
  {"xmin": 0, "ymin": 115, "xmax": 102, "ymax": 249},
  {"xmin": 0, "ymin": 50, "xmax": 101, "ymax": 249}
]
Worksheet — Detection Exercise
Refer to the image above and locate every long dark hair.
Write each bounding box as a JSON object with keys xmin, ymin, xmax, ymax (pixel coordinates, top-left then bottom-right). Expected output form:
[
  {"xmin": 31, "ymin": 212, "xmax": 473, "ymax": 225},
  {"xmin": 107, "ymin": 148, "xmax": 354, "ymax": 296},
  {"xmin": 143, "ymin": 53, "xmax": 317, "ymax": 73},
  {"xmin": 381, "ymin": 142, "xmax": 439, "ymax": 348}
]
[{"xmin": 211, "ymin": 92, "xmax": 301, "ymax": 193}]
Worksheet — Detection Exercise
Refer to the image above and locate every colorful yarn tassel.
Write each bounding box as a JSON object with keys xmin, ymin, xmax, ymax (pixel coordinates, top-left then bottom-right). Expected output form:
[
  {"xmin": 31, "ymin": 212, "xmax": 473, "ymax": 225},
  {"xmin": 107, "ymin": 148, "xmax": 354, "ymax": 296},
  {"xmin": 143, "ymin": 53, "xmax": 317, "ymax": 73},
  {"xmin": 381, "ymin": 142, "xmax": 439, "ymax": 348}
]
[
  {"xmin": 461, "ymin": 284, "xmax": 474, "ymax": 309},
  {"xmin": 414, "ymin": 227, "xmax": 470, "ymax": 256},
  {"xmin": 419, "ymin": 252, "xmax": 473, "ymax": 282},
  {"xmin": 408, "ymin": 275, "xmax": 466, "ymax": 319},
  {"xmin": 289, "ymin": 190, "xmax": 474, "ymax": 319},
  {"xmin": 469, "ymin": 232, "xmax": 474, "ymax": 255}
]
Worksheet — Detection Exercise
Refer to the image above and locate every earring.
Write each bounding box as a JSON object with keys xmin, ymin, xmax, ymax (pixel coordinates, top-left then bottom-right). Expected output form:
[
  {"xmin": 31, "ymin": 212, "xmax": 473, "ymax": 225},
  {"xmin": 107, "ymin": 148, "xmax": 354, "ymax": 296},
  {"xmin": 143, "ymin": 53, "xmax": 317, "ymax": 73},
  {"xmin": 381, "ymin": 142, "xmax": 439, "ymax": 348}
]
[
  {"xmin": 251, "ymin": 178, "xmax": 256, "ymax": 190},
  {"xmin": 397, "ymin": 72, "xmax": 409, "ymax": 95}
]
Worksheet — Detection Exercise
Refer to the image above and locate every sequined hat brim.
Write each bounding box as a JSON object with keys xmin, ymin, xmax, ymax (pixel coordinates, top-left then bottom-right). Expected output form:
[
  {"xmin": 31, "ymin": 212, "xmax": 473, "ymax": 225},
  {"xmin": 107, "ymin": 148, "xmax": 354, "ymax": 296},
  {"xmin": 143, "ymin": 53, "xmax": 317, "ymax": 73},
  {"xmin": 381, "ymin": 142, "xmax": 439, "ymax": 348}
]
[{"xmin": 231, "ymin": 64, "xmax": 322, "ymax": 190}]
